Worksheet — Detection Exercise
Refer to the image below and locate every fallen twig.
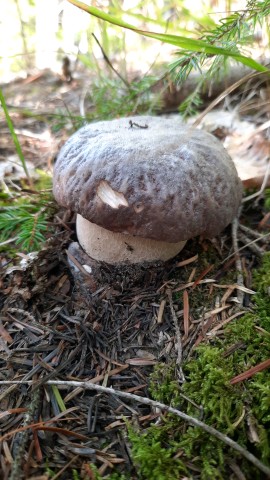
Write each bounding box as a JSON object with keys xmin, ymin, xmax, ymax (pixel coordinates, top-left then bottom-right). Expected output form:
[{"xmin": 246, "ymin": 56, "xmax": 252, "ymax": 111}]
[
  {"xmin": 222, "ymin": 232, "xmax": 270, "ymax": 264},
  {"xmin": 9, "ymin": 388, "xmax": 41, "ymax": 480},
  {"xmin": 0, "ymin": 379, "xmax": 270, "ymax": 477},
  {"xmin": 92, "ymin": 33, "xmax": 130, "ymax": 89},
  {"xmin": 242, "ymin": 160, "xmax": 270, "ymax": 204},
  {"xmin": 167, "ymin": 288, "xmax": 185, "ymax": 382},
  {"xmin": 238, "ymin": 231, "xmax": 264, "ymax": 257},
  {"xmin": 239, "ymin": 224, "xmax": 269, "ymax": 243},
  {"xmin": 232, "ymin": 216, "xmax": 245, "ymax": 305}
]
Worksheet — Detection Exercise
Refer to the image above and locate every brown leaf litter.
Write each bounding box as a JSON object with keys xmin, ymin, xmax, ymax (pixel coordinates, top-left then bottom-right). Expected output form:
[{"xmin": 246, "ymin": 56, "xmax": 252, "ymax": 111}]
[
  {"xmin": 0, "ymin": 201, "xmax": 270, "ymax": 478},
  {"xmin": 1, "ymin": 67, "xmax": 270, "ymax": 479}
]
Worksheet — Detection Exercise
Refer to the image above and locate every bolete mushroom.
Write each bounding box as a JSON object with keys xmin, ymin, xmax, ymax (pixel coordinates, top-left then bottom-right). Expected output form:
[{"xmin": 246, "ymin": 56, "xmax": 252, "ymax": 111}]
[{"xmin": 53, "ymin": 116, "xmax": 242, "ymax": 264}]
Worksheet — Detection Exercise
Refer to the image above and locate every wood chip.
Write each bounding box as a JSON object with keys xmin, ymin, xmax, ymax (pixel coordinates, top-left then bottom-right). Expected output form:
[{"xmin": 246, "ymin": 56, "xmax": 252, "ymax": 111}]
[{"xmin": 157, "ymin": 299, "xmax": 166, "ymax": 324}]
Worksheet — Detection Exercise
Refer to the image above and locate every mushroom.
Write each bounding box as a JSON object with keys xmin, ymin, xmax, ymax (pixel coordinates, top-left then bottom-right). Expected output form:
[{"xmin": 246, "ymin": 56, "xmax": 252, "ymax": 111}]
[{"xmin": 53, "ymin": 116, "xmax": 242, "ymax": 265}]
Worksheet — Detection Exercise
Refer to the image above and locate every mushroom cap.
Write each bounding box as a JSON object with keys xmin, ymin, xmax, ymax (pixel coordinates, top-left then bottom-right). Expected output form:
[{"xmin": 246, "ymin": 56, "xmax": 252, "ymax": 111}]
[{"xmin": 53, "ymin": 116, "xmax": 242, "ymax": 243}]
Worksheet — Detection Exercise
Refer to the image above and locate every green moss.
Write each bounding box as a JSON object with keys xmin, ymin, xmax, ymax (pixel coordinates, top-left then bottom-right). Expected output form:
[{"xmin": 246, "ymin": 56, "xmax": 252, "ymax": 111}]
[
  {"xmin": 129, "ymin": 427, "xmax": 187, "ymax": 480},
  {"xmin": 106, "ymin": 475, "xmax": 128, "ymax": 480},
  {"xmin": 34, "ymin": 169, "xmax": 53, "ymax": 191},
  {"xmin": 72, "ymin": 469, "xmax": 80, "ymax": 480},
  {"xmin": 86, "ymin": 464, "xmax": 129, "ymax": 480},
  {"xmin": 149, "ymin": 363, "xmax": 180, "ymax": 404},
  {"xmin": 128, "ymin": 254, "xmax": 270, "ymax": 479}
]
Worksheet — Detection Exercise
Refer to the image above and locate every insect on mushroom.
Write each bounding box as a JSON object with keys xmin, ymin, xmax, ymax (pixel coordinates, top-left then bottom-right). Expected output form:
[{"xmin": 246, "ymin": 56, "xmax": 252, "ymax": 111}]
[{"xmin": 53, "ymin": 116, "xmax": 242, "ymax": 265}]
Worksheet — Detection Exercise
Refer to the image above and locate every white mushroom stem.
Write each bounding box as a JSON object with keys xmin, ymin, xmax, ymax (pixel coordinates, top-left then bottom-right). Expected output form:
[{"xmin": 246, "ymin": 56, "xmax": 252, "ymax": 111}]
[{"xmin": 76, "ymin": 214, "xmax": 186, "ymax": 264}]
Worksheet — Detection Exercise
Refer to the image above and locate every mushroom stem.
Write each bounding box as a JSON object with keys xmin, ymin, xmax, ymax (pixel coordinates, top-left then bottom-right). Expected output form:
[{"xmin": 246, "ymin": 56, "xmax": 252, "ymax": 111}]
[{"xmin": 76, "ymin": 214, "xmax": 186, "ymax": 264}]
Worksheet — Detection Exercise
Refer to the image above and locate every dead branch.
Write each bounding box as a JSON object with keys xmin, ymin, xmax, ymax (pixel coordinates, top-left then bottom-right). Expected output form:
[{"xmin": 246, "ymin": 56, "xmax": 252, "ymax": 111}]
[
  {"xmin": 167, "ymin": 288, "xmax": 185, "ymax": 382},
  {"xmin": 9, "ymin": 388, "xmax": 41, "ymax": 480},
  {"xmin": 232, "ymin": 215, "xmax": 245, "ymax": 305},
  {"xmin": 0, "ymin": 380, "xmax": 270, "ymax": 477}
]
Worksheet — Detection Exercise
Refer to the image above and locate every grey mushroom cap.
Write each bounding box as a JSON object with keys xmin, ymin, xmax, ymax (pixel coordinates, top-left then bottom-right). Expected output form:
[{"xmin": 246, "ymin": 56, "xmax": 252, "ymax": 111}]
[{"xmin": 53, "ymin": 116, "xmax": 242, "ymax": 243}]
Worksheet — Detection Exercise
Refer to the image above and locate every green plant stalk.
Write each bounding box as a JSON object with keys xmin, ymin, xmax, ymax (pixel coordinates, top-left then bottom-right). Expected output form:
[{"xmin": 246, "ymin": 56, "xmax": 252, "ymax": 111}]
[
  {"xmin": 0, "ymin": 88, "xmax": 32, "ymax": 185},
  {"xmin": 67, "ymin": 0, "xmax": 269, "ymax": 73}
]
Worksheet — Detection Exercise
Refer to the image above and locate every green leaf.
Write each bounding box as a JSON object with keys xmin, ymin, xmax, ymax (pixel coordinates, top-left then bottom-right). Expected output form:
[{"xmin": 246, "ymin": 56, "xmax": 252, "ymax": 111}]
[{"xmin": 67, "ymin": 0, "xmax": 269, "ymax": 73}]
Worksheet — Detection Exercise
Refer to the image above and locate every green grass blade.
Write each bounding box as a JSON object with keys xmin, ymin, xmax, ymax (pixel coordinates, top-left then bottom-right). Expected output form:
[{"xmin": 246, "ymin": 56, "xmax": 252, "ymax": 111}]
[
  {"xmin": 51, "ymin": 385, "xmax": 67, "ymax": 413},
  {"xmin": 111, "ymin": 9, "xmax": 192, "ymax": 34},
  {"xmin": 0, "ymin": 88, "xmax": 32, "ymax": 183},
  {"xmin": 67, "ymin": 0, "xmax": 269, "ymax": 73},
  {"xmin": 121, "ymin": 7, "xmax": 216, "ymax": 31}
]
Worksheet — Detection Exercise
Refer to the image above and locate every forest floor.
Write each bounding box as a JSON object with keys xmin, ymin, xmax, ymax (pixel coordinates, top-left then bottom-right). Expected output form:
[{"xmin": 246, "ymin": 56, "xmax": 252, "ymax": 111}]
[{"xmin": 0, "ymin": 65, "xmax": 270, "ymax": 480}]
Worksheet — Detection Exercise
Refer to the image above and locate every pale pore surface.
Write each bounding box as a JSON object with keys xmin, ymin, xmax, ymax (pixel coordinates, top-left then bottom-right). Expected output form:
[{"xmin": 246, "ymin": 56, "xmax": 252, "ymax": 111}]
[{"xmin": 76, "ymin": 214, "xmax": 186, "ymax": 264}]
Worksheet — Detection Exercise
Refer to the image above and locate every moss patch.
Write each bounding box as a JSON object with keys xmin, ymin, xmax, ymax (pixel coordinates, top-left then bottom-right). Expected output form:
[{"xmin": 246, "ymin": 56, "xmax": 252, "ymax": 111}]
[{"xmin": 128, "ymin": 254, "xmax": 270, "ymax": 479}]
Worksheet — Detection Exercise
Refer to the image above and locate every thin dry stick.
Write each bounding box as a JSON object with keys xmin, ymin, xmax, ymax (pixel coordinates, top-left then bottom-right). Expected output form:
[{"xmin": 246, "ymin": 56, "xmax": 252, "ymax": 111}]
[
  {"xmin": 0, "ymin": 380, "xmax": 270, "ymax": 477},
  {"xmin": 92, "ymin": 33, "xmax": 130, "ymax": 89},
  {"xmin": 244, "ymin": 118, "xmax": 270, "ymax": 138},
  {"xmin": 242, "ymin": 160, "xmax": 270, "ymax": 204},
  {"xmin": 0, "ymin": 236, "xmax": 19, "ymax": 247},
  {"xmin": 0, "ymin": 347, "xmax": 61, "ymax": 403},
  {"xmin": 9, "ymin": 388, "xmax": 40, "ymax": 480},
  {"xmin": 51, "ymin": 455, "xmax": 79, "ymax": 480},
  {"xmin": 239, "ymin": 224, "xmax": 269, "ymax": 242},
  {"xmin": 192, "ymin": 71, "xmax": 269, "ymax": 127},
  {"xmin": 238, "ymin": 232, "xmax": 264, "ymax": 257},
  {"xmin": 167, "ymin": 288, "xmax": 185, "ymax": 382},
  {"xmin": 79, "ymin": 86, "xmax": 89, "ymax": 118},
  {"xmin": 232, "ymin": 216, "xmax": 244, "ymax": 305},
  {"xmin": 222, "ymin": 232, "xmax": 270, "ymax": 264}
]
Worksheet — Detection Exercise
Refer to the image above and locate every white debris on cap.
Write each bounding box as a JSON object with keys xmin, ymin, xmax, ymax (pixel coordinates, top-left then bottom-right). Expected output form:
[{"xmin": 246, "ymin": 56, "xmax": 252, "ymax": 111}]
[
  {"xmin": 97, "ymin": 180, "xmax": 129, "ymax": 209},
  {"xmin": 53, "ymin": 115, "xmax": 242, "ymax": 264}
]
